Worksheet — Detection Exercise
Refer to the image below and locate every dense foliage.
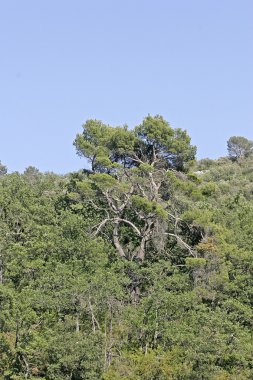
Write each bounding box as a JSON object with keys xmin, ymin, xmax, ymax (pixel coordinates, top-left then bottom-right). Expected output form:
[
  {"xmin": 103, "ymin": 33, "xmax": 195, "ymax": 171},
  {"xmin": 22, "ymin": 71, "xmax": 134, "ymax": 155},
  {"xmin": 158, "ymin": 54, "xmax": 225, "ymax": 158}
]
[{"xmin": 0, "ymin": 116, "xmax": 252, "ymax": 379}]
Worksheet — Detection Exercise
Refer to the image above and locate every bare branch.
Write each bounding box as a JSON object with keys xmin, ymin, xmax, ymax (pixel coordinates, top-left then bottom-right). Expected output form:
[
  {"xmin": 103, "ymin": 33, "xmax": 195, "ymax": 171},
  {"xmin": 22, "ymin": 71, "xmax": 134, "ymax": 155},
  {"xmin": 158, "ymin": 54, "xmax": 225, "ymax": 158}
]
[
  {"xmin": 88, "ymin": 296, "xmax": 101, "ymax": 333},
  {"xmin": 116, "ymin": 218, "xmax": 141, "ymax": 236},
  {"xmin": 149, "ymin": 181, "xmax": 162, "ymax": 202},
  {"xmin": 166, "ymin": 232, "xmax": 197, "ymax": 257},
  {"xmin": 137, "ymin": 183, "xmax": 148, "ymax": 198},
  {"xmin": 131, "ymin": 153, "xmax": 144, "ymax": 165},
  {"xmin": 103, "ymin": 191, "xmax": 118, "ymax": 214},
  {"xmin": 92, "ymin": 218, "xmax": 110, "ymax": 236},
  {"xmin": 118, "ymin": 186, "xmax": 134, "ymax": 212}
]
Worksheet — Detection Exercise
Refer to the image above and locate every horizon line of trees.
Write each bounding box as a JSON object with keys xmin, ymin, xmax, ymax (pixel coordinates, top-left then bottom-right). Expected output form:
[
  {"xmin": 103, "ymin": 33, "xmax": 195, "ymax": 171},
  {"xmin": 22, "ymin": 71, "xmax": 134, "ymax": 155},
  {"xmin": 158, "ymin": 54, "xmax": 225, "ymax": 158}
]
[{"xmin": 1, "ymin": 115, "xmax": 253, "ymax": 175}]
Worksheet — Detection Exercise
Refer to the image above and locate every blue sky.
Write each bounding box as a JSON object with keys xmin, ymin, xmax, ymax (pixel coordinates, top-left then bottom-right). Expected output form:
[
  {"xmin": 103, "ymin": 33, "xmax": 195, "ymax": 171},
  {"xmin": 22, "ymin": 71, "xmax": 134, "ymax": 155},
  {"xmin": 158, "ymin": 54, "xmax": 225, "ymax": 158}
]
[{"xmin": 0, "ymin": 0, "xmax": 252, "ymax": 173}]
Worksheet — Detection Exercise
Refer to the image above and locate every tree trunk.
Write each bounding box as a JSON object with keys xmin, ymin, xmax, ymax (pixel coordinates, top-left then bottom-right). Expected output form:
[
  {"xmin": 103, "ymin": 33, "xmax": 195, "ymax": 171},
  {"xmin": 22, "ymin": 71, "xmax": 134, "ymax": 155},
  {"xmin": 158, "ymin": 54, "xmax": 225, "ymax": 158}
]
[
  {"xmin": 75, "ymin": 313, "xmax": 80, "ymax": 333},
  {"xmin": 113, "ymin": 221, "xmax": 126, "ymax": 258},
  {"xmin": 0, "ymin": 254, "xmax": 3, "ymax": 284},
  {"xmin": 137, "ymin": 238, "xmax": 146, "ymax": 261},
  {"xmin": 136, "ymin": 219, "xmax": 154, "ymax": 261}
]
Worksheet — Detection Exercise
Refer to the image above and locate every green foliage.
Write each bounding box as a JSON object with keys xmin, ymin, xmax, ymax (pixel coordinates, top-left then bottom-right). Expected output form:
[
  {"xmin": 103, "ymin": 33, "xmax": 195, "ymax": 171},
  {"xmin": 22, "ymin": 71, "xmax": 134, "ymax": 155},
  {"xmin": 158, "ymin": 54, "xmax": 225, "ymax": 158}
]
[
  {"xmin": 227, "ymin": 136, "xmax": 253, "ymax": 160},
  {"xmin": 0, "ymin": 122, "xmax": 253, "ymax": 379},
  {"xmin": 0, "ymin": 160, "xmax": 7, "ymax": 175},
  {"xmin": 74, "ymin": 115, "xmax": 196, "ymax": 172},
  {"xmin": 131, "ymin": 195, "xmax": 167, "ymax": 218}
]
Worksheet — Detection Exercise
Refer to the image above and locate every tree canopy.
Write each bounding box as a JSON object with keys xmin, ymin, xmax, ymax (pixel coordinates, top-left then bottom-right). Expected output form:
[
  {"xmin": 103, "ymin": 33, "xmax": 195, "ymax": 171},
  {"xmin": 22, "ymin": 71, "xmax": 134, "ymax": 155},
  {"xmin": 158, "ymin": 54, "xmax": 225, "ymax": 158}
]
[
  {"xmin": 74, "ymin": 115, "xmax": 196, "ymax": 172},
  {"xmin": 227, "ymin": 135, "xmax": 253, "ymax": 160},
  {"xmin": 0, "ymin": 160, "xmax": 7, "ymax": 175},
  {"xmin": 0, "ymin": 117, "xmax": 252, "ymax": 379}
]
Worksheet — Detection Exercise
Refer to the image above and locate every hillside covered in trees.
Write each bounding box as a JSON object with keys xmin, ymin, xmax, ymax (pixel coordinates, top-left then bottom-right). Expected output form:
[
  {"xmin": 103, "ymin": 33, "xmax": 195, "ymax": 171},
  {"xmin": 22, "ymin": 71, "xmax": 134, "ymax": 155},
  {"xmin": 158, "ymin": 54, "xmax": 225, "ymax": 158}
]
[{"xmin": 0, "ymin": 116, "xmax": 252, "ymax": 379}]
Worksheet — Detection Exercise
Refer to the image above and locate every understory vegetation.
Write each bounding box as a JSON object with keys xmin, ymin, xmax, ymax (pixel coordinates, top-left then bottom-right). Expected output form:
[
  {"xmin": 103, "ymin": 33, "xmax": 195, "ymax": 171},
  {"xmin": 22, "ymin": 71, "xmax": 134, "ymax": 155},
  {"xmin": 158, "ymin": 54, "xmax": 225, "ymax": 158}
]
[{"xmin": 0, "ymin": 116, "xmax": 252, "ymax": 379}]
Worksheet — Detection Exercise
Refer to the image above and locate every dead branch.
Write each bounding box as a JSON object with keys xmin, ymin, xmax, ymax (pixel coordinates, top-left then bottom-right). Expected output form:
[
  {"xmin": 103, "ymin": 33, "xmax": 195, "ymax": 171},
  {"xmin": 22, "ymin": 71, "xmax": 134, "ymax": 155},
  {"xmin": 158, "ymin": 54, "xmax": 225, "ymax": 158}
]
[{"xmin": 166, "ymin": 232, "xmax": 197, "ymax": 257}]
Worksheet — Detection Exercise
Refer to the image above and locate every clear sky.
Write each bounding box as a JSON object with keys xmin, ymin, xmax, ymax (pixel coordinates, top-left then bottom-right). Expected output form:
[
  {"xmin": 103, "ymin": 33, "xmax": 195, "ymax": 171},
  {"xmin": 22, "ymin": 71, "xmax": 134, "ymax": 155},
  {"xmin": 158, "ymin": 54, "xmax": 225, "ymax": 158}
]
[{"xmin": 0, "ymin": 0, "xmax": 252, "ymax": 173}]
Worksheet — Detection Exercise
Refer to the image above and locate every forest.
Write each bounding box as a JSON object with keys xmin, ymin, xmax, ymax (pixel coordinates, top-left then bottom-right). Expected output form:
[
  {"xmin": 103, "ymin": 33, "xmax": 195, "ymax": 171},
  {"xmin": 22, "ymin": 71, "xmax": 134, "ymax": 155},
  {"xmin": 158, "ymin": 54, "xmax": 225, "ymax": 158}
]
[{"xmin": 0, "ymin": 115, "xmax": 252, "ymax": 379}]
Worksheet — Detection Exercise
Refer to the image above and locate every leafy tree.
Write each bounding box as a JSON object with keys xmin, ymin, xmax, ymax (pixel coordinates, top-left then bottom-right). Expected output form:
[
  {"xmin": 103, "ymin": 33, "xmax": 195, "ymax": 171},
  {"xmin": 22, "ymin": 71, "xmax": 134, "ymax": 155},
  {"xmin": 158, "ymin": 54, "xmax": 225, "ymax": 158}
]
[
  {"xmin": 73, "ymin": 116, "xmax": 197, "ymax": 262},
  {"xmin": 74, "ymin": 115, "xmax": 196, "ymax": 172},
  {"xmin": 0, "ymin": 160, "xmax": 7, "ymax": 175},
  {"xmin": 227, "ymin": 136, "xmax": 253, "ymax": 160},
  {"xmin": 134, "ymin": 115, "xmax": 196, "ymax": 170}
]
